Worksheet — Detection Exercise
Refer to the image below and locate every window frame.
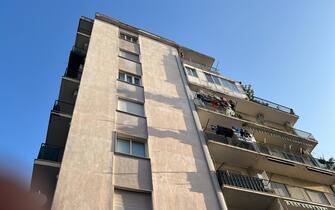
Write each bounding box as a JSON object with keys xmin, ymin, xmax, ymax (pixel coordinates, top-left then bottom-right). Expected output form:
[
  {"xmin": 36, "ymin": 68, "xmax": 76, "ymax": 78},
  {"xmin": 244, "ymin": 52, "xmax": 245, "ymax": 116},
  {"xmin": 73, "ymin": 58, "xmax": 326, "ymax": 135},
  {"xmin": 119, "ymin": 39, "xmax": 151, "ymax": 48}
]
[
  {"xmin": 184, "ymin": 66, "xmax": 198, "ymax": 77},
  {"xmin": 119, "ymin": 32, "xmax": 138, "ymax": 44},
  {"xmin": 118, "ymin": 71, "xmax": 142, "ymax": 86},
  {"xmin": 205, "ymin": 73, "xmax": 214, "ymax": 83},
  {"xmin": 305, "ymin": 189, "xmax": 330, "ymax": 205},
  {"xmin": 115, "ymin": 138, "xmax": 146, "ymax": 158}
]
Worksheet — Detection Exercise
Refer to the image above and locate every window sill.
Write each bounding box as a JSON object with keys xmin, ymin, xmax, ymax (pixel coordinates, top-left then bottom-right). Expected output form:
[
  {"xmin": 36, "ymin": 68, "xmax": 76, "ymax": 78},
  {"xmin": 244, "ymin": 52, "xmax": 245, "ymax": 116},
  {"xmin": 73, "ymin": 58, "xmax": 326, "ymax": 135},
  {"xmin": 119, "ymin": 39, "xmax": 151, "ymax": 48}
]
[
  {"xmin": 116, "ymin": 109, "xmax": 146, "ymax": 119},
  {"xmin": 114, "ymin": 151, "xmax": 150, "ymax": 161},
  {"xmin": 117, "ymin": 79, "xmax": 143, "ymax": 88}
]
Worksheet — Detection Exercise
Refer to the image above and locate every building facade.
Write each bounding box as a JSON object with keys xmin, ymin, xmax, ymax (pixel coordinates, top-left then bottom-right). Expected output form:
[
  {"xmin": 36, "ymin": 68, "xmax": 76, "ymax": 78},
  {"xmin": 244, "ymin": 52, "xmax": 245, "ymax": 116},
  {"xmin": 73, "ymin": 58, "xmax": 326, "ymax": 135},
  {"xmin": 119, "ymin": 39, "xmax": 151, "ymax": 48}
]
[{"xmin": 30, "ymin": 13, "xmax": 335, "ymax": 210}]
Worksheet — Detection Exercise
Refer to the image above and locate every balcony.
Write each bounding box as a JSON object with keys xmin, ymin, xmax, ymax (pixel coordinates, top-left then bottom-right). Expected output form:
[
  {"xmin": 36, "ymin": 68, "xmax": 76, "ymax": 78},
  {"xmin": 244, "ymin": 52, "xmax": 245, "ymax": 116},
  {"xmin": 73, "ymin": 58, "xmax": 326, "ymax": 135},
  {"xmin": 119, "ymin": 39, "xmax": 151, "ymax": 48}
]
[
  {"xmin": 252, "ymin": 96, "xmax": 295, "ymax": 115},
  {"xmin": 194, "ymin": 98, "xmax": 317, "ymax": 152},
  {"xmin": 182, "ymin": 58, "xmax": 220, "ymax": 73},
  {"xmin": 37, "ymin": 143, "xmax": 64, "ymax": 163},
  {"xmin": 188, "ymin": 82, "xmax": 298, "ymax": 127},
  {"xmin": 53, "ymin": 100, "xmax": 75, "ymax": 116},
  {"xmin": 207, "ymin": 131, "xmax": 335, "ymax": 185},
  {"xmin": 217, "ymin": 170, "xmax": 335, "ymax": 210}
]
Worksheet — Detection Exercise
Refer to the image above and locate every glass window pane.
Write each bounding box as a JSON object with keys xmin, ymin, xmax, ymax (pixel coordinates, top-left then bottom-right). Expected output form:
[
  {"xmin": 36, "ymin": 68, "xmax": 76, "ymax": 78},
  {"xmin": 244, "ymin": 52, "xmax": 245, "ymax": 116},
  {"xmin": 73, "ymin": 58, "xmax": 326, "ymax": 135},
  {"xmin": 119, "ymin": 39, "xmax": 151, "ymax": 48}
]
[
  {"xmin": 306, "ymin": 190, "xmax": 330, "ymax": 205},
  {"xmin": 213, "ymin": 76, "xmax": 221, "ymax": 85},
  {"xmin": 126, "ymin": 75, "xmax": 132, "ymax": 83},
  {"xmin": 134, "ymin": 77, "xmax": 140, "ymax": 85},
  {"xmin": 270, "ymin": 182, "xmax": 289, "ymax": 197},
  {"xmin": 221, "ymin": 78, "xmax": 241, "ymax": 93},
  {"xmin": 119, "ymin": 72, "xmax": 125, "ymax": 81},
  {"xmin": 185, "ymin": 67, "xmax": 192, "ymax": 76},
  {"xmin": 192, "ymin": 69, "xmax": 198, "ymax": 77},
  {"xmin": 205, "ymin": 73, "xmax": 214, "ymax": 83},
  {"xmin": 116, "ymin": 139, "xmax": 130, "ymax": 154},
  {"xmin": 132, "ymin": 142, "xmax": 145, "ymax": 157}
]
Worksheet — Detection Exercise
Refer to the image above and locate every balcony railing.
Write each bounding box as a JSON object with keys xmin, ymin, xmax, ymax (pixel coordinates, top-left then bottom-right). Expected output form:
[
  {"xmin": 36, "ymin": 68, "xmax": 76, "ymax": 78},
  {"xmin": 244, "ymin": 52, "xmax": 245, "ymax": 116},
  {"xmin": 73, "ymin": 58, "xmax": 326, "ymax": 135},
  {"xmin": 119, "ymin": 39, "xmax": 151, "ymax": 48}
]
[
  {"xmin": 251, "ymin": 96, "xmax": 295, "ymax": 115},
  {"xmin": 206, "ymin": 131, "xmax": 334, "ymax": 173},
  {"xmin": 194, "ymin": 98, "xmax": 316, "ymax": 142},
  {"xmin": 217, "ymin": 170, "xmax": 267, "ymax": 192},
  {"xmin": 64, "ymin": 67, "xmax": 83, "ymax": 81},
  {"xmin": 217, "ymin": 170, "xmax": 335, "ymax": 207},
  {"xmin": 182, "ymin": 58, "xmax": 220, "ymax": 73},
  {"xmin": 52, "ymin": 100, "xmax": 75, "ymax": 116},
  {"xmin": 205, "ymin": 132, "xmax": 256, "ymax": 151},
  {"xmin": 37, "ymin": 143, "xmax": 64, "ymax": 162}
]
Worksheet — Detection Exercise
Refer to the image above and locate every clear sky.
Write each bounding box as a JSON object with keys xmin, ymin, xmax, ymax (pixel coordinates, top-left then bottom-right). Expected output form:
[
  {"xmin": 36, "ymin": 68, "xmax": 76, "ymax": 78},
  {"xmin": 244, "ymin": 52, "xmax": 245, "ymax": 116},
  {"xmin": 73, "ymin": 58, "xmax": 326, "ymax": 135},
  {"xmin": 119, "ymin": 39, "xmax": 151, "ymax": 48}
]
[{"xmin": 1, "ymin": 0, "xmax": 334, "ymax": 185}]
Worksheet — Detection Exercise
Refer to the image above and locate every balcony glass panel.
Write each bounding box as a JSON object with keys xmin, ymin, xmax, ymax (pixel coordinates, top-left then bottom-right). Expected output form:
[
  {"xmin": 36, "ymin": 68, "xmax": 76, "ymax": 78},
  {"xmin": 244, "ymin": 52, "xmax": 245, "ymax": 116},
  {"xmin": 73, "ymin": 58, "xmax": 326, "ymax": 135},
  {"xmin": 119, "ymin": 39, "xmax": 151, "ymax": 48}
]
[{"xmin": 37, "ymin": 143, "xmax": 63, "ymax": 162}]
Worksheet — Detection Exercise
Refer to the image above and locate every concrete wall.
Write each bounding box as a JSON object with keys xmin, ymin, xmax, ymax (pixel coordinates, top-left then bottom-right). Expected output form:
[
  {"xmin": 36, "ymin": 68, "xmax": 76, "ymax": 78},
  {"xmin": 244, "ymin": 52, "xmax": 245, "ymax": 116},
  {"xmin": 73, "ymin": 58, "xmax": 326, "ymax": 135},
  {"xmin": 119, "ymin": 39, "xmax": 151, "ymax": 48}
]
[
  {"xmin": 51, "ymin": 19, "xmax": 119, "ymax": 210},
  {"xmin": 114, "ymin": 154, "xmax": 152, "ymax": 190},
  {"xmin": 117, "ymin": 80, "xmax": 144, "ymax": 103},
  {"xmin": 139, "ymin": 36, "xmax": 221, "ymax": 210},
  {"xmin": 119, "ymin": 57, "xmax": 142, "ymax": 75}
]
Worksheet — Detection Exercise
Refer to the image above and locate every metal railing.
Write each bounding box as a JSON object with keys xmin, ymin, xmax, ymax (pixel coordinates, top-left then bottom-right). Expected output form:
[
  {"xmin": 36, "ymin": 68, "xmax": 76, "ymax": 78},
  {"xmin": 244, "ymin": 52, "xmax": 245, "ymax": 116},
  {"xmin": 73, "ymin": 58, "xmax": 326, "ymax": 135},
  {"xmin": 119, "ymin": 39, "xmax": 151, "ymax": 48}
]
[
  {"xmin": 194, "ymin": 98, "xmax": 315, "ymax": 142},
  {"xmin": 52, "ymin": 100, "xmax": 75, "ymax": 115},
  {"xmin": 64, "ymin": 67, "xmax": 83, "ymax": 81},
  {"xmin": 251, "ymin": 96, "xmax": 295, "ymax": 115},
  {"xmin": 37, "ymin": 143, "xmax": 64, "ymax": 162},
  {"xmin": 206, "ymin": 131, "xmax": 334, "ymax": 172},
  {"xmin": 217, "ymin": 170, "xmax": 268, "ymax": 192},
  {"xmin": 205, "ymin": 132, "xmax": 256, "ymax": 151},
  {"xmin": 182, "ymin": 58, "xmax": 220, "ymax": 73},
  {"xmin": 217, "ymin": 170, "xmax": 335, "ymax": 207}
]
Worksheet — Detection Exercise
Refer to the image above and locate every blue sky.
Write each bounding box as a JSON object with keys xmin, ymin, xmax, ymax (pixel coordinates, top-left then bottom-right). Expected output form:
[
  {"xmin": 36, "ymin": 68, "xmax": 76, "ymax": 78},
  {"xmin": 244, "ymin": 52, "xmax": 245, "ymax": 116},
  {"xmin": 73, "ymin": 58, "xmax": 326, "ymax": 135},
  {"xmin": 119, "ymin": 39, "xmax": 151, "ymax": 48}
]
[{"xmin": 0, "ymin": 0, "xmax": 334, "ymax": 185}]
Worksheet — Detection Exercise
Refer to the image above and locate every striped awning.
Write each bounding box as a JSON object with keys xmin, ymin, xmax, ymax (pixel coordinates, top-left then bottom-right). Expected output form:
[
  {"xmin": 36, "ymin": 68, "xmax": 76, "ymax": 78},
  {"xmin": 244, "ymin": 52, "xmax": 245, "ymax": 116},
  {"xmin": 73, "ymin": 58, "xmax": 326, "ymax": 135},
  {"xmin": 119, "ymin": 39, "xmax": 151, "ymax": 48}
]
[{"xmin": 284, "ymin": 200, "xmax": 328, "ymax": 210}]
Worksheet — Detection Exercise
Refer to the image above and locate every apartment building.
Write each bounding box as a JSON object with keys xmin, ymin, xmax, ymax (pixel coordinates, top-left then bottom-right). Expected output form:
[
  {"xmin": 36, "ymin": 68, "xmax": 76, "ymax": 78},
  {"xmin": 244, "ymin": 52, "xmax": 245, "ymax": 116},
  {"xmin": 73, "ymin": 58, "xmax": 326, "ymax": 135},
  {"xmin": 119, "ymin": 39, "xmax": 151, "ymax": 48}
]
[{"xmin": 30, "ymin": 13, "xmax": 335, "ymax": 210}]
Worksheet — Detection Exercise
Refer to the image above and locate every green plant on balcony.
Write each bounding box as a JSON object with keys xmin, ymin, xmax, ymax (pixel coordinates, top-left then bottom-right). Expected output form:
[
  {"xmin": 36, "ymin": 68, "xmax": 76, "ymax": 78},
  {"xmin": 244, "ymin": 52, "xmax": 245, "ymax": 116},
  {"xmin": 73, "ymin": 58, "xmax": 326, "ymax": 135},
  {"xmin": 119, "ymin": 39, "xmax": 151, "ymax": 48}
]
[
  {"xmin": 318, "ymin": 157, "xmax": 335, "ymax": 170},
  {"xmin": 242, "ymin": 84, "xmax": 254, "ymax": 100}
]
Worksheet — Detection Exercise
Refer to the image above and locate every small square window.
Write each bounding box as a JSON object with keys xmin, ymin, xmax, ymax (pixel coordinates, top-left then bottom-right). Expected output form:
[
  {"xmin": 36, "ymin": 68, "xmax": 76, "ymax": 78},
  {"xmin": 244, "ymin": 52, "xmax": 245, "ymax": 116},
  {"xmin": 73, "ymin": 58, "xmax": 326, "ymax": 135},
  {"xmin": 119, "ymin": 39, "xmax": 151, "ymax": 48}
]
[
  {"xmin": 116, "ymin": 139, "xmax": 130, "ymax": 154},
  {"xmin": 213, "ymin": 76, "xmax": 221, "ymax": 85},
  {"xmin": 126, "ymin": 75, "xmax": 132, "ymax": 83},
  {"xmin": 134, "ymin": 77, "xmax": 140, "ymax": 85},
  {"xmin": 119, "ymin": 72, "xmax": 125, "ymax": 81},
  {"xmin": 132, "ymin": 142, "xmax": 145, "ymax": 157},
  {"xmin": 205, "ymin": 73, "xmax": 214, "ymax": 83}
]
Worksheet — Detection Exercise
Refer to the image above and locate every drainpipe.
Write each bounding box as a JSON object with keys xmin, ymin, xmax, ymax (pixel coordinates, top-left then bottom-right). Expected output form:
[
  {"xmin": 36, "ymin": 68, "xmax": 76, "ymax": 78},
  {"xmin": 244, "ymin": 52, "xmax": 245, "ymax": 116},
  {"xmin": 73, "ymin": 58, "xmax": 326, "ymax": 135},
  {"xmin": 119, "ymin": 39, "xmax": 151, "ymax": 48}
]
[{"xmin": 175, "ymin": 55, "xmax": 228, "ymax": 210}]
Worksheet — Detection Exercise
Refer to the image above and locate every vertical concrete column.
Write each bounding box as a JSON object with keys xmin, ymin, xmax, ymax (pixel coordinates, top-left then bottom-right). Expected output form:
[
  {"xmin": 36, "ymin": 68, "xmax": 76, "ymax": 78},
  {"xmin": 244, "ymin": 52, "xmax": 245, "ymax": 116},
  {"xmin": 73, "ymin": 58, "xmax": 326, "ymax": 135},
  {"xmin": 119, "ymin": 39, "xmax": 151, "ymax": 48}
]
[
  {"xmin": 51, "ymin": 19, "xmax": 119, "ymax": 210},
  {"xmin": 139, "ymin": 36, "xmax": 221, "ymax": 210}
]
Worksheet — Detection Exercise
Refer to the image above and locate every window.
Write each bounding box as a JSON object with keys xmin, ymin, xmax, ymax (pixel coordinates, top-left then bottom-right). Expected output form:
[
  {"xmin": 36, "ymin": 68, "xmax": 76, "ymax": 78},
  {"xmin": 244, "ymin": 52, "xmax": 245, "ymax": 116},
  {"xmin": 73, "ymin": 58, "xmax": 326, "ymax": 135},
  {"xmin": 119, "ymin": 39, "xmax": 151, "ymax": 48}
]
[
  {"xmin": 220, "ymin": 78, "xmax": 242, "ymax": 94},
  {"xmin": 286, "ymin": 185, "xmax": 310, "ymax": 201},
  {"xmin": 270, "ymin": 182, "xmax": 290, "ymax": 197},
  {"xmin": 118, "ymin": 99, "xmax": 145, "ymax": 117},
  {"xmin": 116, "ymin": 139, "xmax": 130, "ymax": 154},
  {"xmin": 184, "ymin": 66, "xmax": 198, "ymax": 77},
  {"xmin": 205, "ymin": 73, "xmax": 214, "ymax": 83},
  {"xmin": 116, "ymin": 138, "xmax": 145, "ymax": 157},
  {"xmin": 306, "ymin": 190, "xmax": 330, "ymax": 205},
  {"xmin": 212, "ymin": 76, "xmax": 221, "ymax": 85},
  {"xmin": 113, "ymin": 189, "xmax": 152, "ymax": 210},
  {"xmin": 119, "ymin": 32, "xmax": 138, "ymax": 43},
  {"xmin": 119, "ymin": 49, "xmax": 140, "ymax": 63},
  {"xmin": 118, "ymin": 71, "xmax": 141, "ymax": 86}
]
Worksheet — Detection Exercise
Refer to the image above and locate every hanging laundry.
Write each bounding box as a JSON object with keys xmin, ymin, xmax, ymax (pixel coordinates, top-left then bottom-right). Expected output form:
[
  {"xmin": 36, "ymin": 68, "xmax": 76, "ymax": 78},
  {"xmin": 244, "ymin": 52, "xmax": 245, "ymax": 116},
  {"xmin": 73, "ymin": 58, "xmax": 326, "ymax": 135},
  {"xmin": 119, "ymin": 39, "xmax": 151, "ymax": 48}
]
[{"xmin": 215, "ymin": 126, "xmax": 234, "ymax": 137}]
